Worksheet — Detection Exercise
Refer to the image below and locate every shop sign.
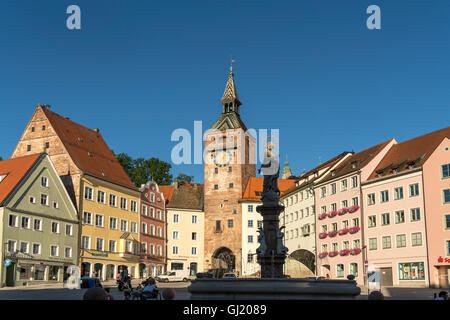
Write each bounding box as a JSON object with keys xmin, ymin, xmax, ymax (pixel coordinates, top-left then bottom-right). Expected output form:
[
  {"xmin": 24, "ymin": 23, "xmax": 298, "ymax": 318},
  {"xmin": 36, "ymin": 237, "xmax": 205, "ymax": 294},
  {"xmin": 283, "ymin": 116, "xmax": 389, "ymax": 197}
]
[
  {"xmin": 91, "ymin": 253, "xmax": 108, "ymax": 257},
  {"xmin": 4, "ymin": 259, "xmax": 11, "ymax": 267},
  {"xmin": 438, "ymin": 256, "xmax": 450, "ymax": 263}
]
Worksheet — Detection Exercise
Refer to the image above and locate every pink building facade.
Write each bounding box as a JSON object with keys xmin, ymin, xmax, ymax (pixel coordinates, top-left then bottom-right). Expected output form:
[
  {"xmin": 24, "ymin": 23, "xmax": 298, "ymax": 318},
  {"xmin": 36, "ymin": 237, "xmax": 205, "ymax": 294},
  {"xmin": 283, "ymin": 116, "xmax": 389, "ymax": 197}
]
[
  {"xmin": 423, "ymin": 137, "xmax": 450, "ymax": 288},
  {"xmin": 362, "ymin": 171, "xmax": 429, "ymax": 287}
]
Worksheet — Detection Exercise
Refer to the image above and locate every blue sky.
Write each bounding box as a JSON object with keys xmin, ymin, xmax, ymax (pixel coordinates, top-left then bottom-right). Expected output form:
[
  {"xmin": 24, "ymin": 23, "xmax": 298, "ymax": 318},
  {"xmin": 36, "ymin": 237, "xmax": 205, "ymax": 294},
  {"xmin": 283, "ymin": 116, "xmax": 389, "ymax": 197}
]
[{"xmin": 0, "ymin": 1, "xmax": 449, "ymax": 183}]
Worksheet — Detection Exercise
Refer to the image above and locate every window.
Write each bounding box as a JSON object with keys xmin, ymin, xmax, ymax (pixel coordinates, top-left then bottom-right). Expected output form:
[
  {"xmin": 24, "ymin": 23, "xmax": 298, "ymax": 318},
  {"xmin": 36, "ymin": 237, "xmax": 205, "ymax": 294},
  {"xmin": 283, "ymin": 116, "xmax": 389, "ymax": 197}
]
[
  {"xmin": 142, "ymin": 223, "xmax": 148, "ymax": 234},
  {"xmin": 150, "ymin": 208, "xmax": 155, "ymax": 218},
  {"xmin": 120, "ymin": 220, "xmax": 128, "ymax": 232},
  {"xmin": 45, "ymin": 142, "xmax": 50, "ymax": 149},
  {"xmin": 173, "ymin": 214, "xmax": 179, "ymax": 223},
  {"xmin": 109, "ymin": 240, "xmax": 116, "ymax": 252},
  {"xmin": 336, "ymin": 264, "xmax": 344, "ymax": 278},
  {"xmin": 29, "ymin": 196, "xmax": 36, "ymax": 204},
  {"xmin": 331, "ymin": 183, "xmax": 337, "ymax": 195},
  {"xmin": 42, "ymin": 125, "xmax": 46, "ymax": 131},
  {"xmin": 27, "ymin": 145, "xmax": 31, "ymax": 152},
  {"xmin": 381, "ymin": 213, "xmax": 390, "ymax": 226},
  {"xmin": 81, "ymin": 236, "xmax": 90, "ymax": 249},
  {"xmin": 343, "ymin": 241, "xmax": 350, "ymax": 250},
  {"xmin": 173, "ymin": 231, "xmax": 179, "ymax": 240},
  {"xmin": 442, "ymin": 164, "xmax": 450, "ymax": 178},
  {"xmin": 228, "ymin": 219, "xmax": 234, "ymax": 228},
  {"xmin": 409, "ymin": 183, "xmax": 419, "ymax": 197},
  {"xmin": 7, "ymin": 240, "xmax": 17, "ymax": 252},
  {"xmin": 41, "ymin": 194, "xmax": 49, "ymax": 206},
  {"xmin": 382, "ymin": 236, "xmax": 391, "ymax": 249},
  {"xmin": 66, "ymin": 224, "xmax": 73, "ymax": 236},
  {"xmin": 321, "ymin": 206, "xmax": 326, "ymax": 214},
  {"xmin": 395, "ymin": 210, "xmax": 405, "ymax": 224},
  {"xmin": 368, "ymin": 216, "xmax": 376, "ymax": 228},
  {"xmin": 51, "ymin": 222, "xmax": 60, "ymax": 234},
  {"xmin": 97, "ymin": 190, "xmax": 106, "ymax": 204},
  {"xmin": 157, "ymin": 210, "xmax": 162, "ymax": 220},
  {"xmin": 142, "ymin": 206, "xmax": 148, "ymax": 216},
  {"xmin": 9, "ymin": 214, "xmax": 18, "ymax": 228},
  {"xmin": 172, "ymin": 246, "xmax": 179, "ymax": 255},
  {"xmin": 109, "ymin": 217, "xmax": 117, "ymax": 230},
  {"xmin": 53, "ymin": 201, "xmax": 59, "ymax": 209},
  {"xmin": 32, "ymin": 243, "xmax": 41, "ymax": 255},
  {"xmin": 351, "ymin": 176, "xmax": 358, "ymax": 188},
  {"xmin": 444, "ymin": 189, "xmax": 450, "ymax": 204},
  {"xmin": 95, "ymin": 214, "xmax": 104, "ymax": 227},
  {"xmin": 109, "ymin": 194, "xmax": 117, "ymax": 207},
  {"xmin": 50, "ymin": 245, "xmax": 59, "ymax": 257},
  {"xmin": 396, "ymin": 234, "xmax": 407, "ymax": 248},
  {"xmin": 341, "ymin": 200, "xmax": 348, "ymax": 208},
  {"xmin": 229, "ymin": 183, "xmax": 234, "ymax": 188},
  {"xmin": 214, "ymin": 184, "xmax": 218, "ymax": 190},
  {"xmin": 380, "ymin": 190, "xmax": 389, "ymax": 203},
  {"xmin": 350, "ymin": 263, "xmax": 358, "ymax": 277},
  {"xmin": 248, "ymin": 235, "xmax": 254, "ymax": 243},
  {"xmin": 341, "ymin": 179, "xmax": 348, "ymax": 191},
  {"xmin": 332, "ymin": 223, "xmax": 338, "ymax": 231},
  {"xmin": 411, "ymin": 208, "xmax": 421, "ymax": 222},
  {"xmin": 130, "ymin": 222, "xmax": 137, "ymax": 233},
  {"xmin": 342, "ymin": 220, "xmax": 349, "ymax": 229},
  {"xmin": 394, "ymin": 187, "xmax": 404, "ymax": 200},
  {"xmin": 248, "ymin": 205, "xmax": 254, "ymax": 212},
  {"xmin": 367, "ymin": 193, "xmax": 375, "ymax": 205},
  {"xmin": 352, "ymin": 197, "xmax": 359, "ymax": 206},
  {"xmin": 120, "ymin": 197, "xmax": 128, "ymax": 210},
  {"xmin": 41, "ymin": 176, "xmax": 48, "ymax": 187},
  {"xmin": 34, "ymin": 219, "xmax": 42, "ymax": 231},
  {"xmin": 20, "ymin": 242, "xmax": 29, "ymax": 253},
  {"xmin": 96, "ymin": 238, "xmax": 104, "ymax": 251},
  {"xmin": 399, "ymin": 262, "xmax": 425, "ymax": 280},
  {"xmin": 447, "ymin": 240, "xmax": 450, "ymax": 256},
  {"xmin": 215, "ymin": 221, "xmax": 221, "ymax": 232},
  {"xmin": 248, "ymin": 254, "xmax": 253, "ymax": 263},
  {"xmin": 248, "ymin": 220, "xmax": 254, "ymax": 228},
  {"xmin": 191, "ymin": 247, "xmax": 197, "ymax": 255},
  {"xmin": 192, "ymin": 232, "xmax": 197, "ymax": 241},
  {"xmin": 369, "ymin": 238, "xmax": 377, "ymax": 250},
  {"xmin": 65, "ymin": 247, "xmax": 72, "ymax": 258},
  {"xmin": 157, "ymin": 246, "xmax": 162, "ymax": 256},
  {"xmin": 321, "ymin": 187, "xmax": 326, "ymax": 198},
  {"xmin": 157, "ymin": 227, "xmax": 162, "ymax": 237},
  {"xmin": 331, "ymin": 203, "xmax": 337, "ymax": 211},
  {"xmin": 82, "ymin": 211, "xmax": 92, "ymax": 225},
  {"xmin": 321, "ymin": 244, "xmax": 328, "ymax": 252},
  {"xmin": 21, "ymin": 217, "xmax": 30, "ymax": 229},
  {"xmin": 214, "ymin": 168, "xmax": 218, "ymax": 174},
  {"xmin": 321, "ymin": 225, "xmax": 328, "ymax": 233},
  {"xmin": 353, "ymin": 239, "xmax": 360, "ymax": 249},
  {"xmin": 130, "ymin": 200, "xmax": 137, "ymax": 213},
  {"xmin": 332, "ymin": 243, "xmax": 338, "ymax": 251},
  {"xmin": 84, "ymin": 186, "xmax": 93, "ymax": 201},
  {"xmin": 150, "ymin": 193, "xmax": 155, "ymax": 202},
  {"xmin": 445, "ymin": 214, "xmax": 450, "ymax": 230},
  {"xmin": 352, "ymin": 218, "xmax": 359, "ymax": 227},
  {"xmin": 257, "ymin": 220, "xmax": 263, "ymax": 229},
  {"xmin": 411, "ymin": 232, "xmax": 422, "ymax": 246}
]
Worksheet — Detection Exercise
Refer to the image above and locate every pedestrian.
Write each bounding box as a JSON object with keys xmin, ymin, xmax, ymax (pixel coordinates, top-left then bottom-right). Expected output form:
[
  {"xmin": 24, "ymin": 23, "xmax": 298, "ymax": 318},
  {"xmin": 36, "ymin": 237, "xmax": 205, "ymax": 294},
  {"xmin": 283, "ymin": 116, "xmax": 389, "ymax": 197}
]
[
  {"xmin": 104, "ymin": 287, "xmax": 114, "ymax": 300},
  {"xmin": 434, "ymin": 291, "xmax": 448, "ymax": 300},
  {"xmin": 368, "ymin": 290, "xmax": 384, "ymax": 300},
  {"xmin": 83, "ymin": 287, "xmax": 109, "ymax": 300}
]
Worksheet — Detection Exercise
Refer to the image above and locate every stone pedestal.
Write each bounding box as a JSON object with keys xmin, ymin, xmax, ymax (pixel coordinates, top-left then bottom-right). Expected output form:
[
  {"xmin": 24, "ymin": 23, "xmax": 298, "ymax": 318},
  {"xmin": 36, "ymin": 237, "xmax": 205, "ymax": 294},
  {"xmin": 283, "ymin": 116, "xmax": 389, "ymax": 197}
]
[{"xmin": 256, "ymin": 204, "xmax": 286, "ymax": 278}]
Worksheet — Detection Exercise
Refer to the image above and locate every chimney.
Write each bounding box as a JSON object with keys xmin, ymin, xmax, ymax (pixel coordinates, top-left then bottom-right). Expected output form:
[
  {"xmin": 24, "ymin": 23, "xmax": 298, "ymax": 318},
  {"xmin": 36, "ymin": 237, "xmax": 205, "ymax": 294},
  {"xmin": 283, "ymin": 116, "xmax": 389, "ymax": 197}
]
[{"xmin": 94, "ymin": 128, "xmax": 100, "ymax": 133}]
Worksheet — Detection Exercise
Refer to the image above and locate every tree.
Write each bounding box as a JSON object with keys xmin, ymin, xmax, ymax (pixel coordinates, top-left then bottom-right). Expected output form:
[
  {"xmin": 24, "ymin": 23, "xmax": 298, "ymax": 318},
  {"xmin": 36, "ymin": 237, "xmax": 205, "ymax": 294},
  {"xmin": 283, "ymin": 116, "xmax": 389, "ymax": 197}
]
[{"xmin": 174, "ymin": 173, "xmax": 194, "ymax": 185}]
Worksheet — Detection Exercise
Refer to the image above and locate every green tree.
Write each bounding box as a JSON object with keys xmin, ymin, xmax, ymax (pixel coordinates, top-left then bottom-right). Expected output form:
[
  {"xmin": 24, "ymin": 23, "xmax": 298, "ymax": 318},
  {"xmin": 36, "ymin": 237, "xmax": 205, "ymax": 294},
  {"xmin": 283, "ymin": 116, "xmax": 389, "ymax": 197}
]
[{"xmin": 174, "ymin": 173, "xmax": 194, "ymax": 185}]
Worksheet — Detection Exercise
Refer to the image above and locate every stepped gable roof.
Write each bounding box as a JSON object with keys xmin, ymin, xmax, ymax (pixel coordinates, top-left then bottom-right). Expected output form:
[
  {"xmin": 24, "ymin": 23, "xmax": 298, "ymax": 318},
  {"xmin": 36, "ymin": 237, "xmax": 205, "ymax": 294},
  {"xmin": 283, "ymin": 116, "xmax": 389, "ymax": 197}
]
[
  {"xmin": 0, "ymin": 154, "xmax": 41, "ymax": 205},
  {"xmin": 241, "ymin": 177, "xmax": 296, "ymax": 201},
  {"xmin": 166, "ymin": 183, "xmax": 204, "ymax": 210},
  {"xmin": 40, "ymin": 106, "xmax": 137, "ymax": 191},
  {"xmin": 368, "ymin": 126, "xmax": 450, "ymax": 181},
  {"xmin": 320, "ymin": 138, "xmax": 395, "ymax": 184}
]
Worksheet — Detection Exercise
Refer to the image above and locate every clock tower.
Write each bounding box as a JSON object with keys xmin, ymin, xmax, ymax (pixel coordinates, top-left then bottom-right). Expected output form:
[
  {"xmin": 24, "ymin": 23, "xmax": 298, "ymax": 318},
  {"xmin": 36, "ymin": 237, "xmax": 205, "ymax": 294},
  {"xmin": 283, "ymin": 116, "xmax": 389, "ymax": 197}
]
[{"xmin": 203, "ymin": 67, "xmax": 256, "ymax": 274}]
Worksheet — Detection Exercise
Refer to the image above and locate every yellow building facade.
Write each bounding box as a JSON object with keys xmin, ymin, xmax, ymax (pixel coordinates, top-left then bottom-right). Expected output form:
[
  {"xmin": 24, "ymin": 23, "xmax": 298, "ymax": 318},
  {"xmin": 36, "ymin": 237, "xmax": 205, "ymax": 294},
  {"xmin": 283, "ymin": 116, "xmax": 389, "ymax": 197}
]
[{"xmin": 79, "ymin": 175, "xmax": 141, "ymax": 280}]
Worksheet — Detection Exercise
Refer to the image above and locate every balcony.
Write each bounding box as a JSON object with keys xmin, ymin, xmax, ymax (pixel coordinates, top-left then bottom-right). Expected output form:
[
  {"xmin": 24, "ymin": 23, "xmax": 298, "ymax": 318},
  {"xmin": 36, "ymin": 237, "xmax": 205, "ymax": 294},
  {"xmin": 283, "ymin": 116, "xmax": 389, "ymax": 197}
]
[{"xmin": 119, "ymin": 250, "xmax": 139, "ymax": 258}]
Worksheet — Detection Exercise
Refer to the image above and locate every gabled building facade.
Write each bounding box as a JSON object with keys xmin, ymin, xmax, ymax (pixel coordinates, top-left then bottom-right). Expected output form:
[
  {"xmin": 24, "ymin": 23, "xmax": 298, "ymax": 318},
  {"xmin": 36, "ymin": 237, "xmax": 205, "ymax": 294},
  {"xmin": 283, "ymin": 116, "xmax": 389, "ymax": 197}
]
[{"xmin": 0, "ymin": 154, "xmax": 79, "ymax": 287}]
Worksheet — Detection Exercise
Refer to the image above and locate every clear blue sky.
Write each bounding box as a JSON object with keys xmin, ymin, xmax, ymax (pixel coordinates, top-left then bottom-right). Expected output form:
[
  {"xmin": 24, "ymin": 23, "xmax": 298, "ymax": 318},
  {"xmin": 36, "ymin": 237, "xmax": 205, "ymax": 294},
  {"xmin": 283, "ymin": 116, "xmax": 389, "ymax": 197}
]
[{"xmin": 1, "ymin": 1, "xmax": 449, "ymax": 183}]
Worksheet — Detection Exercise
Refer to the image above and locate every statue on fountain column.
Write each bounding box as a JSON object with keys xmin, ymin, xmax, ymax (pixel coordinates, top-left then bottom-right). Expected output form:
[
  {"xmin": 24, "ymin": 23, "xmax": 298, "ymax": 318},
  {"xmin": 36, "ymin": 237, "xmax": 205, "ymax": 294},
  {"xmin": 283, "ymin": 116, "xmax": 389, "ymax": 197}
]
[
  {"xmin": 256, "ymin": 228, "xmax": 267, "ymax": 255},
  {"xmin": 276, "ymin": 226, "xmax": 288, "ymax": 255},
  {"xmin": 258, "ymin": 140, "xmax": 280, "ymax": 207}
]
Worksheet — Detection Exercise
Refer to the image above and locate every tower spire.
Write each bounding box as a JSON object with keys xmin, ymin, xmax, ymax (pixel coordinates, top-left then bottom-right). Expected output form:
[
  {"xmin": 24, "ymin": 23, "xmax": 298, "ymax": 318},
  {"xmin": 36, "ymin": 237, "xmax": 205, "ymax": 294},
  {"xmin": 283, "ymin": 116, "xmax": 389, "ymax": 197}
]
[{"xmin": 221, "ymin": 60, "xmax": 241, "ymax": 114}]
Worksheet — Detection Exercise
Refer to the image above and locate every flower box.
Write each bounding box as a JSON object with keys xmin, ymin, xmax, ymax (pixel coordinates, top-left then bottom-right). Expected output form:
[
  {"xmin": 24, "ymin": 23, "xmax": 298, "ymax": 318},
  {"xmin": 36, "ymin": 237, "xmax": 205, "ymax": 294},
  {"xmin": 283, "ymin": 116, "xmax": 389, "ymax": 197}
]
[
  {"xmin": 327, "ymin": 210, "xmax": 338, "ymax": 218},
  {"xmin": 328, "ymin": 231, "xmax": 338, "ymax": 238},
  {"xmin": 339, "ymin": 228, "xmax": 349, "ymax": 235},
  {"xmin": 318, "ymin": 213, "xmax": 327, "ymax": 220},
  {"xmin": 349, "ymin": 226, "xmax": 360, "ymax": 234},
  {"xmin": 318, "ymin": 232, "xmax": 328, "ymax": 239},
  {"xmin": 318, "ymin": 252, "xmax": 328, "ymax": 259},
  {"xmin": 328, "ymin": 251, "xmax": 339, "ymax": 257},
  {"xmin": 338, "ymin": 208, "xmax": 349, "ymax": 216},
  {"xmin": 348, "ymin": 205, "xmax": 360, "ymax": 213},
  {"xmin": 350, "ymin": 248, "xmax": 362, "ymax": 255},
  {"xmin": 339, "ymin": 249, "xmax": 350, "ymax": 256}
]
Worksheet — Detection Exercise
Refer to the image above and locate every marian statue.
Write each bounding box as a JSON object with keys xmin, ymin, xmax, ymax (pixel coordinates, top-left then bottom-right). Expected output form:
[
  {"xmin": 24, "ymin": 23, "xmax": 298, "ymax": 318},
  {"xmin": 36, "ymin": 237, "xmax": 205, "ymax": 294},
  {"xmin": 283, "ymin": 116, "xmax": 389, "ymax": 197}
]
[{"xmin": 258, "ymin": 139, "xmax": 280, "ymax": 206}]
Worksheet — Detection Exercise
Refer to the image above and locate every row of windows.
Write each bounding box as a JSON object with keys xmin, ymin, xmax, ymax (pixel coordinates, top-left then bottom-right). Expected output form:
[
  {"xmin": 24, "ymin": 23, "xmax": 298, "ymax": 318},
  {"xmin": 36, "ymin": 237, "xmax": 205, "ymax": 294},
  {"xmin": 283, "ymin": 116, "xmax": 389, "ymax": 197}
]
[
  {"xmin": 284, "ymin": 224, "xmax": 314, "ymax": 240},
  {"xmin": 247, "ymin": 220, "xmax": 263, "ymax": 229},
  {"xmin": 320, "ymin": 197, "xmax": 359, "ymax": 214},
  {"xmin": 321, "ymin": 218, "xmax": 360, "ymax": 232},
  {"xmin": 82, "ymin": 211, "xmax": 138, "ymax": 233},
  {"xmin": 367, "ymin": 208, "xmax": 421, "ymax": 227},
  {"xmin": 81, "ymin": 236, "xmax": 140, "ymax": 255},
  {"xmin": 172, "ymin": 214, "xmax": 198, "ymax": 224},
  {"xmin": 141, "ymin": 205, "xmax": 163, "ymax": 221},
  {"xmin": 172, "ymin": 231, "xmax": 199, "ymax": 241},
  {"xmin": 336, "ymin": 263, "xmax": 359, "ymax": 278},
  {"xmin": 141, "ymin": 223, "xmax": 164, "ymax": 237},
  {"xmin": 29, "ymin": 193, "xmax": 59, "ymax": 209},
  {"xmin": 367, "ymin": 184, "xmax": 420, "ymax": 205},
  {"xmin": 140, "ymin": 242, "xmax": 163, "ymax": 256},
  {"xmin": 213, "ymin": 182, "xmax": 234, "ymax": 190},
  {"xmin": 321, "ymin": 239, "xmax": 361, "ymax": 252},
  {"xmin": 84, "ymin": 186, "xmax": 138, "ymax": 213},
  {"xmin": 172, "ymin": 246, "xmax": 198, "ymax": 256},
  {"xmin": 7, "ymin": 239, "xmax": 72, "ymax": 258},
  {"xmin": 283, "ymin": 189, "xmax": 314, "ymax": 207},
  {"xmin": 320, "ymin": 176, "xmax": 359, "ymax": 198},
  {"xmin": 8, "ymin": 214, "xmax": 73, "ymax": 235},
  {"xmin": 368, "ymin": 233, "xmax": 423, "ymax": 250},
  {"xmin": 283, "ymin": 206, "xmax": 316, "ymax": 224}
]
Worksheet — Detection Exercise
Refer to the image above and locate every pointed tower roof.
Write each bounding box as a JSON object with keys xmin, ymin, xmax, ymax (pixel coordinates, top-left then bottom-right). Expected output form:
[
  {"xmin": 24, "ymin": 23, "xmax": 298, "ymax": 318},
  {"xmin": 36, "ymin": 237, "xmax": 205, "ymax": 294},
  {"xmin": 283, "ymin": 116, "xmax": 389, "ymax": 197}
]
[
  {"xmin": 221, "ymin": 70, "xmax": 241, "ymax": 106},
  {"xmin": 281, "ymin": 155, "xmax": 293, "ymax": 179}
]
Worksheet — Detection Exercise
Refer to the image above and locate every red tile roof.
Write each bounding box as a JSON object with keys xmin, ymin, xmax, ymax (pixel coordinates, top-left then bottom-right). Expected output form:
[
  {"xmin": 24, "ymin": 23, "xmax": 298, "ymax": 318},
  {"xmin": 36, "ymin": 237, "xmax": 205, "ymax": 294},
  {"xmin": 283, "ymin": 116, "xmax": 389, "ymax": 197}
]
[
  {"xmin": 0, "ymin": 154, "xmax": 41, "ymax": 205},
  {"xmin": 320, "ymin": 138, "xmax": 395, "ymax": 184},
  {"xmin": 368, "ymin": 126, "xmax": 450, "ymax": 181},
  {"xmin": 241, "ymin": 177, "xmax": 296, "ymax": 201},
  {"xmin": 41, "ymin": 106, "xmax": 137, "ymax": 190},
  {"xmin": 159, "ymin": 185, "xmax": 175, "ymax": 205}
]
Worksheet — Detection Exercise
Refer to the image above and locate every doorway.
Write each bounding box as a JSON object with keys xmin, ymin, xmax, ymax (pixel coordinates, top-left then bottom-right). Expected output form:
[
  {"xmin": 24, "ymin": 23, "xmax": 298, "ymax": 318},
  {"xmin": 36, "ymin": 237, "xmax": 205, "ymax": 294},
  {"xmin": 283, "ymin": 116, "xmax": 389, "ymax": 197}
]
[{"xmin": 380, "ymin": 267, "xmax": 393, "ymax": 287}]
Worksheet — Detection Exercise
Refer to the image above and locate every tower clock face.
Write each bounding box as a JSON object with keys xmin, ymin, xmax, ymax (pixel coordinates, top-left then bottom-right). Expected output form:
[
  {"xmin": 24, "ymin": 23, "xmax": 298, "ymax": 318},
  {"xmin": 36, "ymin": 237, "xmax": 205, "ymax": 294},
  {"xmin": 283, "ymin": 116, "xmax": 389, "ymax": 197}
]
[{"xmin": 215, "ymin": 151, "xmax": 232, "ymax": 166}]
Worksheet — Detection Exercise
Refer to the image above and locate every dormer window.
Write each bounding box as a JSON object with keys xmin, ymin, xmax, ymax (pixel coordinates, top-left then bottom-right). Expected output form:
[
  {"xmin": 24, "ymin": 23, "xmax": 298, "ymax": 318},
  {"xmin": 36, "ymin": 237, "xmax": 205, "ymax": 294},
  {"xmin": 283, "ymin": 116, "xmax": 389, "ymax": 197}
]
[{"xmin": 351, "ymin": 161, "xmax": 359, "ymax": 169}]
